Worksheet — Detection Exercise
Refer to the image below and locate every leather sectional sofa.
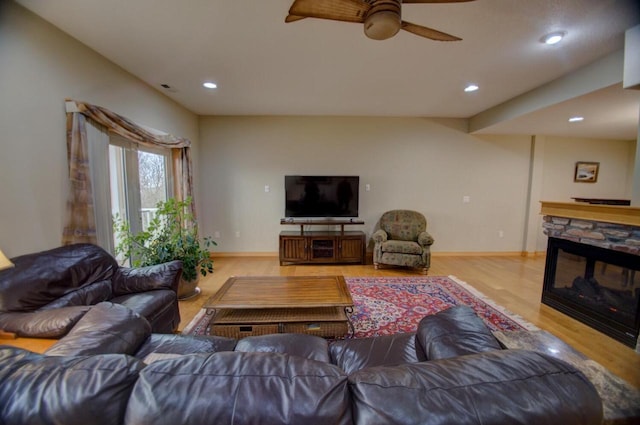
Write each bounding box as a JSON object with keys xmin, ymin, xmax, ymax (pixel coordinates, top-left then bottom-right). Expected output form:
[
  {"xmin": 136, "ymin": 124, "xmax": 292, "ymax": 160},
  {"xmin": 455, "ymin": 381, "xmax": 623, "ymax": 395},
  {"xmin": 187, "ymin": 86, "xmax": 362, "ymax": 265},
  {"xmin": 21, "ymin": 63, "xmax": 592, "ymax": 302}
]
[
  {"xmin": 0, "ymin": 303, "xmax": 603, "ymax": 425},
  {"xmin": 0, "ymin": 243, "xmax": 182, "ymax": 336}
]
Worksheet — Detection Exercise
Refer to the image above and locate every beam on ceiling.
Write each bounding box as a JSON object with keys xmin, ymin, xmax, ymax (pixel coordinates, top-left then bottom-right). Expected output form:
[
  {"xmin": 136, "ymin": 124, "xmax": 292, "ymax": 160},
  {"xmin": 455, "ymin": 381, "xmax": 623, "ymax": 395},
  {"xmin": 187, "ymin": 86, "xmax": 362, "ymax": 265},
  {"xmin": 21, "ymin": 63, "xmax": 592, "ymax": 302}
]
[{"xmin": 468, "ymin": 49, "xmax": 624, "ymax": 134}]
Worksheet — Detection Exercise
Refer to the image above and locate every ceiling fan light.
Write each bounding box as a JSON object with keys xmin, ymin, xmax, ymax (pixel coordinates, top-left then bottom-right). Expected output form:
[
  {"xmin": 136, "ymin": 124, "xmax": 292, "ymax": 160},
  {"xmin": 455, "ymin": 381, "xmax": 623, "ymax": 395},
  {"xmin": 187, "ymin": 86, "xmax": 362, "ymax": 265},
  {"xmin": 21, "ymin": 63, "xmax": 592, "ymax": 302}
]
[
  {"xmin": 203, "ymin": 81, "xmax": 217, "ymax": 89},
  {"xmin": 568, "ymin": 116, "xmax": 584, "ymax": 122},
  {"xmin": 364, "ymin": 11, "xmax": 401, "ymax": 40}
]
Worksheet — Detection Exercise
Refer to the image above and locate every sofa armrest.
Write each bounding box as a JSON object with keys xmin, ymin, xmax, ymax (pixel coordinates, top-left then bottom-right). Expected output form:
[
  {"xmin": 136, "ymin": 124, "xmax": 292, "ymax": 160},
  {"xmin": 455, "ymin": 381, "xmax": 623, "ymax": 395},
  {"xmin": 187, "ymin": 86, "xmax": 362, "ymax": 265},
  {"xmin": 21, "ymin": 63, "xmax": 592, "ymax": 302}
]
[
  {"xmin": 0, "ymin": 306, "xmax": 90, "ymax": 338},
  {"xmin": 45, "ymin": 302, "xmax": 151, "ymax": 356},
  {"xmin": 417, "ymin": 231, "xmax": 434, "ymax": 246},
  {"xmin": 112, "ymin": 260, "xmax": 182, "ymax": 296},
  {"xmin": 371, "ymin": 229, "xmax": 387, "ymax": 243}
]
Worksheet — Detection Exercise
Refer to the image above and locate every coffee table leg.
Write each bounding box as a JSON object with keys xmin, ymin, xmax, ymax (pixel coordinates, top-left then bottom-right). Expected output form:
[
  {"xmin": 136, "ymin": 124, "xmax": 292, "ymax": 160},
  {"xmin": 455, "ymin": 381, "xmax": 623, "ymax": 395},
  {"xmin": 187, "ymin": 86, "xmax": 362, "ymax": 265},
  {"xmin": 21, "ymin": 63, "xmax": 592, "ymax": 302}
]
[{"xmin": 344, "ymin": 306, "xmax": 355, "ymax": 338}]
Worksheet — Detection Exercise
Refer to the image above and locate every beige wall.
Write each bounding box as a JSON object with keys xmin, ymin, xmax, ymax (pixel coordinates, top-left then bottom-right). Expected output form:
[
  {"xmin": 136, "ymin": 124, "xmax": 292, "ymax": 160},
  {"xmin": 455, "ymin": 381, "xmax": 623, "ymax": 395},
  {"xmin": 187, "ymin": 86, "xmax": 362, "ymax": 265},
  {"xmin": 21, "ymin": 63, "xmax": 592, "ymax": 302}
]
[
  {"xmin": 198, "ymin": 116, "xmax": 534, "ymax": 253},
  {"xmin": 0, "ymin": 2, "xmax": 199, "ymax": 257},
  {"xmin": 198, "ymin": 116, "xmax": 635, "ymax": 255}
]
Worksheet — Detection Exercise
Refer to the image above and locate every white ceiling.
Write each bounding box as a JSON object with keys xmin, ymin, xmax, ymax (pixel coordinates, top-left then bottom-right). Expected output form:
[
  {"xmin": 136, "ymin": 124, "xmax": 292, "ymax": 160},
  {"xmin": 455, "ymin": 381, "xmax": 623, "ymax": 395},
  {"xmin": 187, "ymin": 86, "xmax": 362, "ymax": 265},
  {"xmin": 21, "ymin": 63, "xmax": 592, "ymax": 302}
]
[{"xmin": 16, "ymin": 0, "xmax": 640, "ymax": 140}]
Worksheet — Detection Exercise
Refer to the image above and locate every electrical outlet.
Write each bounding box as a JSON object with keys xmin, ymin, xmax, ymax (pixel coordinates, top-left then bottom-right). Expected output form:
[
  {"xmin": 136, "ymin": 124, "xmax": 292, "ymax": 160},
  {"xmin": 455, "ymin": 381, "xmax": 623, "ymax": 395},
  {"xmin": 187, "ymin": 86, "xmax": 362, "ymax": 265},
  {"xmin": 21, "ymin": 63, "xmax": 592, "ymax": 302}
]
[
  {"xmin": 264, "ymin": 185, "xmax": 270, "ymax": 193},
  {"xmin": 214, "ymin": 231, "xmax": 221, "ymax": 238},
  {"xmin": 365, "ymin": 184, "xmax": 371, "ymax": 192},
  {"xmin": 498, "ymin": 230, "xmax": 504, "ymax": 238},
  {"xmin": 463, "ymin": 196, "xmax": 471, "ymax": 203},
  {"xmin": 235, "ymin": 231, "xmax": 241, "ymax": 238}
]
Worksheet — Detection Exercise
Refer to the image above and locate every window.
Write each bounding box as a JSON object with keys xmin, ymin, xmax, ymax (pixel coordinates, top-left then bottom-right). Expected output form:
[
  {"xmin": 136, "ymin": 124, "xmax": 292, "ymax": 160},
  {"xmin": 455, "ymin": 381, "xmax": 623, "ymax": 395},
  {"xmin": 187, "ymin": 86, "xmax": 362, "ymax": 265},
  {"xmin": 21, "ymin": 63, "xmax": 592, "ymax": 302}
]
[{"xmin": 109, "ymin": 135, "xmax": 173, "ymax": 259}]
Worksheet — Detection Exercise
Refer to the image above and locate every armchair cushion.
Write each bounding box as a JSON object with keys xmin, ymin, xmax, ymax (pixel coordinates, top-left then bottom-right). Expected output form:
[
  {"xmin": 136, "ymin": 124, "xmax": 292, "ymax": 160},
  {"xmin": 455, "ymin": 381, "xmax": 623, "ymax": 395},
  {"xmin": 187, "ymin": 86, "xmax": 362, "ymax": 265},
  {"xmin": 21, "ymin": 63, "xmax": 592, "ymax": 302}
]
[
  {"xmin": 379, "ymin": 210, "xmax": 427, "ymax": 241},
  {"xmin": 380, "ymin": 240, "xmax": 423, "ymax": 255}
]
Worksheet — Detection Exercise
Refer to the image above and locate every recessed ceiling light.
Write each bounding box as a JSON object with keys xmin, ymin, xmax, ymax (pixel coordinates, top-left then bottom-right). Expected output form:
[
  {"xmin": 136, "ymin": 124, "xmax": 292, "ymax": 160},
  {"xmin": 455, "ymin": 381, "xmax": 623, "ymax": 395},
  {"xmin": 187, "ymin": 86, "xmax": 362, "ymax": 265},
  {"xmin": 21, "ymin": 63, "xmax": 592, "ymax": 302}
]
[
  {"xmin": 203, "ymin": 82, "xmax": 217, "ymax": 89},
  {"xmin": 542, "ymin": 31, "xmax": 566, "ymax": 45},
  {"xmin": 464, "ymin": 84, "xmax": 479, "ymax": 93},
  {"xmin": 568, "ymin": 116, "xmax": 584, "ymax": 122}
]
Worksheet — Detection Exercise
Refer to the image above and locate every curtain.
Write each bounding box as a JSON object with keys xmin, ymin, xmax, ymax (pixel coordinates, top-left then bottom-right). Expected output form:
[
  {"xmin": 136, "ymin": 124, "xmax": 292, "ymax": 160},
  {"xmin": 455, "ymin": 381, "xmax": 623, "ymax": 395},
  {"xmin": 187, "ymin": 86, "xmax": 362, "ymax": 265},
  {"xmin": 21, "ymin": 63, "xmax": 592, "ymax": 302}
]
[{"xmin": 62, "ymin": 99, "xmax": 195, "ymax": 246}]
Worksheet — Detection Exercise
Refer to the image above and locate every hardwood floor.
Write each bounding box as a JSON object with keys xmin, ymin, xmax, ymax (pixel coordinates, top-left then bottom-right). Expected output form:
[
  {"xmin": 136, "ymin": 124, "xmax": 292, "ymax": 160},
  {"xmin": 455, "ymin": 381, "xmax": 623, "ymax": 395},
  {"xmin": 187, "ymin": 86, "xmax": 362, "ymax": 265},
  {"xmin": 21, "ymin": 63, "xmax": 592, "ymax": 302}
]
[{"xmin": 179, "ymin": 254, "xmax": 640, "ymax": 388}]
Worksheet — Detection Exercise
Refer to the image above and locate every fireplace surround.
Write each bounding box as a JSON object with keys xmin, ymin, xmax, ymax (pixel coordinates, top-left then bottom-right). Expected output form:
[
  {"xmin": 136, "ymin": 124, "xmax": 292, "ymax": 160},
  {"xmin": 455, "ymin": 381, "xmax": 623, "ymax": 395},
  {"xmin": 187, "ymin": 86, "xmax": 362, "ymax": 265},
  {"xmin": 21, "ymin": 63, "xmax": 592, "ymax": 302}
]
[
  {"xmin": 540, "ymin": 201, "xmax": 640, "ymax": 352},
  {"xmin": 542, "ymin": 237, "xmax": 639, "ymax": 348}
]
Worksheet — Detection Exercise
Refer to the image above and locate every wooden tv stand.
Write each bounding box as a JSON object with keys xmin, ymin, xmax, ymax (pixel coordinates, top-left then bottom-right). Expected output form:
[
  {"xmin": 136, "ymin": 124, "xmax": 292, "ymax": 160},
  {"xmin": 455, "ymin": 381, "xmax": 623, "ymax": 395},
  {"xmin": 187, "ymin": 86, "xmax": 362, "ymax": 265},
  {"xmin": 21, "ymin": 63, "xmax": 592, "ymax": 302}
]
[{"xmin": 279, "ymin": 219, "xmax": 366, "ymax": 265}]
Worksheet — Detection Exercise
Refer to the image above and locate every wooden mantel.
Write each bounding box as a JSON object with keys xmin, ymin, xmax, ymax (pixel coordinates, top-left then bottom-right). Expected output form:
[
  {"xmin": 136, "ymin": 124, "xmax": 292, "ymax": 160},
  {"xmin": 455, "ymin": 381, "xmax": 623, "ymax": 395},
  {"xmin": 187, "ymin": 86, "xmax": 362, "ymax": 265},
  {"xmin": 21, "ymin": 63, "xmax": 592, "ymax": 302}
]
[{"xmin": 540, "ymin": 201, "xmax": 640, "ymax": 227}]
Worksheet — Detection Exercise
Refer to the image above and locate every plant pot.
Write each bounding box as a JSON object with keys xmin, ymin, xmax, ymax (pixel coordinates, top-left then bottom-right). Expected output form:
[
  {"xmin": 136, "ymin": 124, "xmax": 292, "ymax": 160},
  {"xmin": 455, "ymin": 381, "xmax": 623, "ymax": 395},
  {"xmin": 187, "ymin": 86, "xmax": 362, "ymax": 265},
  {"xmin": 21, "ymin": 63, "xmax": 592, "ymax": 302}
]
[{"xmin": 178, "ymin": 273, "xmax": 201, "ymax": 300}]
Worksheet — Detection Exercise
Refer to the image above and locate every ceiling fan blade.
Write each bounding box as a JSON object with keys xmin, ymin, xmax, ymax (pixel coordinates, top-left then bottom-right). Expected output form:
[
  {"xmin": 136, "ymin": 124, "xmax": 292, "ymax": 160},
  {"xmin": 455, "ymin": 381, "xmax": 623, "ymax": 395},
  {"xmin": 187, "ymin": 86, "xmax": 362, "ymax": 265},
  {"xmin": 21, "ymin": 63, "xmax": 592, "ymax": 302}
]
[
  {"xmin": 403, "ymin": 0, "xmax": 475, "ymax": 3},
  {"xmin": 288, "ymin": 0, "xmax": 369, "ymax": 23},
  {"xmin": 401, "ymin": 21, "xmax": 462, "ymax": 41},
  {"xmin": 285, "ymin": 14, "xmax": 307, "ymax": 23}
]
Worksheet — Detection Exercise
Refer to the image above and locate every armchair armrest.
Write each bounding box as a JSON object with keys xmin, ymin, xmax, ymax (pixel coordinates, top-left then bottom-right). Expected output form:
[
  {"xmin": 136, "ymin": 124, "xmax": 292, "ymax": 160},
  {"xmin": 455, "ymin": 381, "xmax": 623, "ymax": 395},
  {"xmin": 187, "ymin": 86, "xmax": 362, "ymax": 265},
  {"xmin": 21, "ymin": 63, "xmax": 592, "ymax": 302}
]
[
  {"xmin": 372, "ymin": 229, "xmax": 388, "ymax": 243},
  {"xmin": 112, "ymin": 260, "xmax": 182, "ymax": 296},
  {"xmin": 418, "ymin": 231, "xmax": 434, "ymax": 247}
]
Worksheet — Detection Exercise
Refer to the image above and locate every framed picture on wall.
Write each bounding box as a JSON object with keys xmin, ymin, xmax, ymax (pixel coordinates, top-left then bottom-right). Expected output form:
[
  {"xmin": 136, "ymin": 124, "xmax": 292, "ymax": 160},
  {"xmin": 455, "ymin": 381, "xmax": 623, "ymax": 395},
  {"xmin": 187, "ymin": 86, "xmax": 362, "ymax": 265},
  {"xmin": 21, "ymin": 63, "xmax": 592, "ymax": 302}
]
[{"xmin": 574, "ymin": 161, "xmax": 599, "ymax": 183}]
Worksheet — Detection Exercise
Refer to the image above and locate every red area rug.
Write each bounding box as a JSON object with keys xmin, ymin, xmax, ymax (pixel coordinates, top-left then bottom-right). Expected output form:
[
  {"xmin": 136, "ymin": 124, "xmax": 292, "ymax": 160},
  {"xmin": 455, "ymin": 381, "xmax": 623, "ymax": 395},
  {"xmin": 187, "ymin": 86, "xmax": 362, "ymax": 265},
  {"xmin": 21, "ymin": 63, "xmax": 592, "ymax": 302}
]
[{"xmin": 182, "ymin": 275, "xmax": 537, "ymax": 337}]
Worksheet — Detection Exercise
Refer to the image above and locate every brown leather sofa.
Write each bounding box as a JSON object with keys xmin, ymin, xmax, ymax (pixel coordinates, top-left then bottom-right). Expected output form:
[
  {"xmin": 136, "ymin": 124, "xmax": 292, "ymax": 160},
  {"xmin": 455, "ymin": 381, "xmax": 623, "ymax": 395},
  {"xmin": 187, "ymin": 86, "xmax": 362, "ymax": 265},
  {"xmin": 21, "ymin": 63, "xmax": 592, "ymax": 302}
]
[
  {"xmin": 0, "ymin": 243, "xmax": 181, "ymax": 336},
  {"xmin": 0, "ymin": 304, "xmax": 603, "ymax": 425}
]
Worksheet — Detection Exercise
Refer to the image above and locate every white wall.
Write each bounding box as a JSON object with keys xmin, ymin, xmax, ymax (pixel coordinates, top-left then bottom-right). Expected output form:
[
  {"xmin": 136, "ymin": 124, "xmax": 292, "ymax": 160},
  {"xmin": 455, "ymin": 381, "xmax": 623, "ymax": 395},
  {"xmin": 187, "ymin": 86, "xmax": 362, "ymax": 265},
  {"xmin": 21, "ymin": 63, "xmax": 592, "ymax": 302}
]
[{"xmin": 0, "ymin": 2, "xmax": 199, "ymax": 257}]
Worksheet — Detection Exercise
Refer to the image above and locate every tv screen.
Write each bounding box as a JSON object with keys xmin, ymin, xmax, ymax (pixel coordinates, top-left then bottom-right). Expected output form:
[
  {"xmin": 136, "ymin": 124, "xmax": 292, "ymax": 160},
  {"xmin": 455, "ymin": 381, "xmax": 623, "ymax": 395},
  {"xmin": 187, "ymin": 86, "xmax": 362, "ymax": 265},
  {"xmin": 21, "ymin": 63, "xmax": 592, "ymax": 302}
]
[{"xmin": 285, "ymin": 175, "xmax": 359, "ymax": 218}]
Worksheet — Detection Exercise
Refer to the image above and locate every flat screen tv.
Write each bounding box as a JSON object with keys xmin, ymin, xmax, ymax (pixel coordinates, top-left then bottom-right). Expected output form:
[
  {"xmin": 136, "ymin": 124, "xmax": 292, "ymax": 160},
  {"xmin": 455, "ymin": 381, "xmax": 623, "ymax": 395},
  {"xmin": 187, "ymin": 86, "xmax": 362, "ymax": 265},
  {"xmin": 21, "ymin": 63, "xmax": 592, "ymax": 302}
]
[{"xmin": 285, "ymin": 175, "xmax": 359, "ymax": 218}]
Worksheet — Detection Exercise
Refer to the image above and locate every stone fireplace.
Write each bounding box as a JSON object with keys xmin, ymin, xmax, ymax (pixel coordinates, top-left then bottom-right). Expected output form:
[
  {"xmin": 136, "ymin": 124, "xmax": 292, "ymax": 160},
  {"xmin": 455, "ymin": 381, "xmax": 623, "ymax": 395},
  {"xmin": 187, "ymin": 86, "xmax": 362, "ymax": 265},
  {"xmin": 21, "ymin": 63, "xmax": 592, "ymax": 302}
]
[{"xmin": 540, "ymin": 201, "xmax": 640, "ymax": 352}]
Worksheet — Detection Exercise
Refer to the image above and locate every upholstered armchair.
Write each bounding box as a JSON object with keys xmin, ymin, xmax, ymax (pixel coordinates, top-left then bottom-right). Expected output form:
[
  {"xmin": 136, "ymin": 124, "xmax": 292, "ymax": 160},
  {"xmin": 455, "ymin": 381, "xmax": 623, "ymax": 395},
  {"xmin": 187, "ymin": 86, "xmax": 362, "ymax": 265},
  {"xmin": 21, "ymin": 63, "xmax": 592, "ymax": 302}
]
[{"xmin": 372, "ymin": 210, "xmax": 434, "ymax": 274}]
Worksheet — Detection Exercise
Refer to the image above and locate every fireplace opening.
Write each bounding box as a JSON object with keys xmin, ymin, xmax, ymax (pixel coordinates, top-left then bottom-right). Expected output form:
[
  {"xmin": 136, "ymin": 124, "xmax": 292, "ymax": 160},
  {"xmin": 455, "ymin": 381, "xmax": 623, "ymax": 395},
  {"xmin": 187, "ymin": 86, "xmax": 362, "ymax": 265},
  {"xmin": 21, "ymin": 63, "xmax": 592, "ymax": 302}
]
[{"xmin": 542, "ymin": 237, "xmax": 640, "ymax": 349}]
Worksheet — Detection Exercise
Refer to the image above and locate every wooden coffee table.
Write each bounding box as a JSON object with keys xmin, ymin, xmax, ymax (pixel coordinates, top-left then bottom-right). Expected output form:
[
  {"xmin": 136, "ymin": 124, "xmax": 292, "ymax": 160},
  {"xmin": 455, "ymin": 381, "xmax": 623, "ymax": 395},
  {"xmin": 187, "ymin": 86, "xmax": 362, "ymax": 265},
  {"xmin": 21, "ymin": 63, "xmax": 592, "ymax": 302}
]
[{"xmin": 203, "ymin": 275, "xmax": 354, "ymax": 339}]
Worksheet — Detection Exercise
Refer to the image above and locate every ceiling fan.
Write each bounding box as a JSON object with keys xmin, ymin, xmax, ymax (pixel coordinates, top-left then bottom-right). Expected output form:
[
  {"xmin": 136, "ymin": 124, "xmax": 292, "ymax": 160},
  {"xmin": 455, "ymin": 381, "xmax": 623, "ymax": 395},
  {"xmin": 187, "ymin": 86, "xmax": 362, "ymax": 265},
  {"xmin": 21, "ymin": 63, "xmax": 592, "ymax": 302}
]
[{"xmin": 285, "ymin": 0, "xmax": 475, "ymax": 41}]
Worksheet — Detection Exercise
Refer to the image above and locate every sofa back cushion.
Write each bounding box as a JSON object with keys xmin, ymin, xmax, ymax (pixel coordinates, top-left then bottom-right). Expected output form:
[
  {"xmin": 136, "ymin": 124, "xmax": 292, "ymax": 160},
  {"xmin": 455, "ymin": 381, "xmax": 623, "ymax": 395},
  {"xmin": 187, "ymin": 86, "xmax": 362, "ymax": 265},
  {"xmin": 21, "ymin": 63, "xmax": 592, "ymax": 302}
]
[
  {"xmin": 0, "ymin": 243, "xmax": 117, "ymax": 312},
  {"xmin": 45, "ymin": 302, "xmax": 151, "ymax": 356},
  {"xmin": 416, "ymin": 305, "xmax": 502, "ymax": 360},
  {"xmin": 330, "ymin": 332, "xmax": 424, "ymax": 374},
  {"xmin": 125, "ymin": 351, "xmax": 353, "ymax": 425},
  {"xmin": 348, "ymin": 349, "xmax": 603, "ymax": 425},
  {"xmin": 234, "ymin": 333, "xmax": 330, "ymax": 362},
  {"xmin": 0, "ymin": 347, "xmax": 145, "ymax": 425}
]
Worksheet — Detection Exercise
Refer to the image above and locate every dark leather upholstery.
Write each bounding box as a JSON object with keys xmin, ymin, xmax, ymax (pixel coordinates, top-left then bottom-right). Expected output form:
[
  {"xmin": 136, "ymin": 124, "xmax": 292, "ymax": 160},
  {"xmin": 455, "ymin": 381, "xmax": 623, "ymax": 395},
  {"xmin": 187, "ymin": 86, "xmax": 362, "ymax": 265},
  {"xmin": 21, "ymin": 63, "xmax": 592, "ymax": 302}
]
[
  {"xmin": 134, "ymin": 333, "xmax": 237, "ymax": 359},
  {"xmin": 124, "ymin": 351, "xmax": 352, "ymax": 425},
  {"xmin": 0, "ymin": 306, "xmax": 605, "ymax": 425},
  {"xmin": 416, "ymin": 305, "xmax": 503, "ymax": 359},
  {"xmin": 234, "ymin": 333, "xmax": 330, "ymax": 362},
  {"xmin": 348, "ymin": 349, "xmax": 603, "ymax": 425},
  {"xmin": 0, "ymin": 244, "xmax": 181, "ymax": 335},
  {"xmin": 330, "ymin": 332, "xmax": 425, "ymax": 374},
  {"xmin": 0, "ymin": 347, "xmax": 145, "ymax": 425},
  {"xmin": 45, "ymin": 302, "xmax": 152, "ymax": 356}
]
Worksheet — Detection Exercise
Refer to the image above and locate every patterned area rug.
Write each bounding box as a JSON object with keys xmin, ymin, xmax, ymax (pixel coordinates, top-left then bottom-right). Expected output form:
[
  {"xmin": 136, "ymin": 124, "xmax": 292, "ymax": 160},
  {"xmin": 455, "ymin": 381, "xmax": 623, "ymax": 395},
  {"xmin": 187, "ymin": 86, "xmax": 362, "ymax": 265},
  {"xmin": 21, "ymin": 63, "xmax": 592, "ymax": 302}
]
[{"xmin": 182, "ymin": 275, "xmax": 538, "ymax": 337}]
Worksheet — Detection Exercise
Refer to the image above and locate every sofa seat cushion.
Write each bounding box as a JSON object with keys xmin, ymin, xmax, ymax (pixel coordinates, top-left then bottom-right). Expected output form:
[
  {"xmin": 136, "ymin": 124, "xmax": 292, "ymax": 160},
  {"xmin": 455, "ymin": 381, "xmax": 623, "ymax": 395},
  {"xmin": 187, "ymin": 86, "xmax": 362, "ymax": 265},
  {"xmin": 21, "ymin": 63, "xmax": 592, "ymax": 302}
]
[
  {"xmin": 134, "ymin": 334, "xmax": 237, "ymax": 360},
  {"xmin": 45, "ymin": 302, "xmax": 151, "ymax": 356},
  {"xmin": 0, "ymin": 347, "xmax": 145, "ymax": 425},
  {"xmin": 0, "ymin": 306, "xmax": 90, "ymax": 338},
  {"xmin": 111, "ymin": 290, "xmax": 178, "ymax": 333},
  {"xmin": 380, "ymin": 240, "xmax": 423, "ymax": 255},
  {"xmin": 234, "ymin": 333, "xmax": 330, "ymax": 362},
  {"xmin": 416, "ymin": 305, "xmax": 502, "ymax": 360},
  {"xmin": 347, "ymin": 349, "xmax": 603, "ymax": 425},
  {"xmin": 330, "ymin": 332, "xmax": 424, "ymax": 374},
  {"xmin": 124, "ymin": 351, "xmax": 352, "ymax": 425}
]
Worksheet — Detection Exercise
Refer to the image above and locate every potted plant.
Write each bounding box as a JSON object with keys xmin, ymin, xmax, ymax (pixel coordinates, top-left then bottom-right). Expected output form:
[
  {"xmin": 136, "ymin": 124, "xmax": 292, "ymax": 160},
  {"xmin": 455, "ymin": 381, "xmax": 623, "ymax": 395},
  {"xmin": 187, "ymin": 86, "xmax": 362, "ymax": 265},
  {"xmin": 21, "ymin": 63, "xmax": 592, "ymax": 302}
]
[{"xmin": 114, "ymin": 197, "xmax": 216, "ymax": 300}]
